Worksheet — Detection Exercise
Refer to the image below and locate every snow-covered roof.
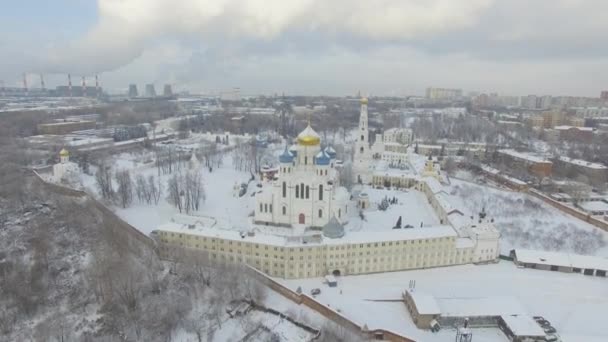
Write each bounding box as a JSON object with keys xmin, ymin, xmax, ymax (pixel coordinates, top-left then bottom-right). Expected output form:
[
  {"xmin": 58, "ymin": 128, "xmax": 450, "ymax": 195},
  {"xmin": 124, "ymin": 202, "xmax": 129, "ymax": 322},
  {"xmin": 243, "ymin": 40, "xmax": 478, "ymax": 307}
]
[
  {"xmin": 156, "ymin": 220, "xmax": 458, "ymax": 247},
  {"xmin": 498, "ymin": 149, "xmax": 551, "ymax": 164},
  {"xmin": 501, "ymin": 314, "xmax": 546, "ymax": 337},
  {"xmin": 554, "ymin": 125, "xmax": 593, "ymax": 132},
  {"xmin": 315, "ymin": 151, "xmax": 331, "ymax": 165},
  {"xmin": 513, "ymin": 249, "xmax": 608, "ymax": 271},
  {"xmin": 323, "ymin": 216, "xmax": 345, "ymax": 239},
  {"xmin": 408, "ymin": 290, "xmax": 441, "ymax": 315},
  {"xmin": 279, "ymin": 146, "xmax": 294, "ymax": 163},
  {"xmin": 424, "ymin": 177, "xmax": 443, "ymax": 194},
  {"xmin": 579, "ymin": 201, "xmax": 608, "ymax": 212},
  {"xmin": 558, "ymin": 156, "xmax": 607, "ymax": 170},
  {"xmin": 437, "ymin": 296, "xmax": 527, "ymax": 317}
]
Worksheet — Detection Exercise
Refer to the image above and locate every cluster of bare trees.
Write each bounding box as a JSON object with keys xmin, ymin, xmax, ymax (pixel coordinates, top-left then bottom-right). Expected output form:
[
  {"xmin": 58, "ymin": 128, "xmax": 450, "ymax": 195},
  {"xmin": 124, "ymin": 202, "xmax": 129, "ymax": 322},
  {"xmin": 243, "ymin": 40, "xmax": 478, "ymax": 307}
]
[
  {"xmin": 134, "ymin": 174, "xmax": 162, "ymax": 205},
  {"xmin": 231, "ymin": 139, "xmax": 269, "ymax": 173},
  {"xmin": 154, "ymin": 146, "xmax": 196, "ymax": 176},
  {"xmin": 96, "ymin": 164, "xmax": 162, "ymax": 209},
  {"xmin": 166, "ymin": 170, "xmax": 205, "ymax": 214},
  {"xmin": 200, "ymin": 142, "xmax": 223, "ymax": 170}
]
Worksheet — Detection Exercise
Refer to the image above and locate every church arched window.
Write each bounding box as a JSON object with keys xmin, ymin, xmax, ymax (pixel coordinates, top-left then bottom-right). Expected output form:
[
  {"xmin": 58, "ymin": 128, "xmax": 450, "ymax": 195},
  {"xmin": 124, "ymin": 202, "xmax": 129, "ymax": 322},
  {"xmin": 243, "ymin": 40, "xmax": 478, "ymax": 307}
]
[
  {"xmin": 318, "ymin": 209, "xmax": 323, "ymax": 218},
  {"xmin": 264, "ymin": 204, "xmax": 268, "ymax": 212},
  {"xmin": 306, "ymin": 186, "xmax": 310, "ymax": 199},
  {"xmin": 360, "ymin": 147, "xmax": 364, "ymax": 154},
  {"xmin": 304, "ymin": 156, "xmax": 308, "ymax": 165},
  {"xmin": 260, "ymin": 204, "xmax": 263, "ymax": 212},
  {"xmin": 282, "ymin": 182, "xmax": 286, "ymax": 198},
  {"xmin": 295, "ymin": 185, "xmax": 299, "ymax": 198},
  {"xmin": 361, "ymin": 135, "xmax": 364, "ymax": 141},
  {"xmin": 338, "ymin": 209, "xmax": 341, "ymax": 218},
  {"xmin": 282, "ymin": 206, "xmax": 286, "ymax": 215},
  {"xmin": 319, "ymin": 185, "xmax": 323, "ymax": 201}
]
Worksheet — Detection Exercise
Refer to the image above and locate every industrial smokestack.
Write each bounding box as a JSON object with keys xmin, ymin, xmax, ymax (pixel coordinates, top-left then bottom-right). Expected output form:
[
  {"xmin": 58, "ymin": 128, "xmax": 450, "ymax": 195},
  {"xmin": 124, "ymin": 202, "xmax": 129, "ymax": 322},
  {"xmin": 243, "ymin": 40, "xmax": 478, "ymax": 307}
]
[
  {"xmin": 23, "ymin": 73, "xmax": 28, "ymax": 93},
  {"xmin": 68, "ymin": 74, "xmax": 72, "ymax": 97},
  {"xmin": 40, "ymin": 74, "xmax": 45, "ymax": 90},
  {"xmin": 95, "ymin": 75, "xmax": 100, "ymax": 97},
  {"xmin": 82, "ymin": 76, "xmax": 87, "ymax": 97}
]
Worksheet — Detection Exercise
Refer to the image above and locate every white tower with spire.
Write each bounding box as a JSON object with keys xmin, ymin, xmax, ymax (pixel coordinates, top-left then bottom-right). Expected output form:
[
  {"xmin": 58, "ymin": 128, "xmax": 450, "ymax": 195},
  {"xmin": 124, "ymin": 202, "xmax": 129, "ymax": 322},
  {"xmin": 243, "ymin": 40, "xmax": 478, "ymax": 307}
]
[{"xmin": 353, "ymin": 97, "xmax": 372, "ymax": 184}]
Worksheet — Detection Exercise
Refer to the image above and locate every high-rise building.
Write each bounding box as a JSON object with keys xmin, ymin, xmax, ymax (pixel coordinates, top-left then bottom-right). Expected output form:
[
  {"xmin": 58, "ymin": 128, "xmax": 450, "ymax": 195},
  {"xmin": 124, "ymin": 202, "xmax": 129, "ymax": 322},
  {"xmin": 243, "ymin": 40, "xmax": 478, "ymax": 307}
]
[
  {"xmin": 425, "ymin": 87, "xmax": 463, "ymax": 100},
  {"xmin": 538, "ymin": 95, "xmax": 553, "ymax": 109},
  {"xmin": 601, "ymin": 91, "xmax": 608, "ymax": 100},
  {"xmin": 128, "ymin": 84, "xmax": 138, "ymax": 98},
  {"xmin": 521, "ymin": 94, "xmax": 538, "ymax": 109},
  {"xmin": 145, "ymin": 84, "xmax": 156, "ymax": 97}
]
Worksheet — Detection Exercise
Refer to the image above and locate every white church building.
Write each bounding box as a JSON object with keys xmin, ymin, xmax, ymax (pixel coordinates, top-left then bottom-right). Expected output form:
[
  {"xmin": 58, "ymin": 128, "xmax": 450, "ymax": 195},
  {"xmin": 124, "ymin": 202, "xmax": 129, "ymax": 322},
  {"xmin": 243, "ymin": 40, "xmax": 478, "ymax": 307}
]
[
  {"xmin": 52, "ymin": 148, "xmax": 80, "ymax": 186},
  {"xmin": 254, "ymin": 124, "xmax": 350, "ymax": 228}
]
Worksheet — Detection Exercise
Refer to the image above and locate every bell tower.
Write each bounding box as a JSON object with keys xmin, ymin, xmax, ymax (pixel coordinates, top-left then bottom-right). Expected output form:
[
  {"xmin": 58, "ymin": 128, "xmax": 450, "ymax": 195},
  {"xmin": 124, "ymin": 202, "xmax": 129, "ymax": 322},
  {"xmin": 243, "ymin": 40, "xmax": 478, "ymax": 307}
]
[{"xmin": 353, "ymin": 97, "xmax": 372, "ymax": 184}]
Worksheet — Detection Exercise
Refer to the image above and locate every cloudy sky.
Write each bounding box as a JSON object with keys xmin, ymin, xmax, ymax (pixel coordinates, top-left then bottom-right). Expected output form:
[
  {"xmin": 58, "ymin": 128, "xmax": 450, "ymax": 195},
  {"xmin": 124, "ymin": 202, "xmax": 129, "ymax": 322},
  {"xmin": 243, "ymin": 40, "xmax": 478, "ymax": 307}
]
[{"xmin": 1, "ymin": 0, "xmax": 607, "ymax": 96}]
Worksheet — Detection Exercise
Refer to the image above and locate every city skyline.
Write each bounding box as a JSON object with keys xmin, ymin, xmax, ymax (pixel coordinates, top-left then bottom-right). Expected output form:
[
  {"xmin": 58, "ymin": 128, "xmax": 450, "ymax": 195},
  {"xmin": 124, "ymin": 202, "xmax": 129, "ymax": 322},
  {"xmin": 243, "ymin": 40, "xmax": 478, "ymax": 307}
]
[{"xmin": 1, "ymin": 0, "xmax": 608, "ymax": 96}]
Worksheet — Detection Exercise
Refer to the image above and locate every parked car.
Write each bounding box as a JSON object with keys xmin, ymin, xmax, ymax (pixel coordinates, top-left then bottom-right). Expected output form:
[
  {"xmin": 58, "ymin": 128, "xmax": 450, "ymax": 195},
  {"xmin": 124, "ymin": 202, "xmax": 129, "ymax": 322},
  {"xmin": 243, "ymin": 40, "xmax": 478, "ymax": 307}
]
[
  {"xmin": 544, "ymin": 326, "xmax": 557, "ymax": 334},
  {"xmin": 545, "ymin": 334, "xmax": 559, "ymax": 342},
  {"xmin": 310, "ymin": 288, "xmax": 321, "ymax": 296}
]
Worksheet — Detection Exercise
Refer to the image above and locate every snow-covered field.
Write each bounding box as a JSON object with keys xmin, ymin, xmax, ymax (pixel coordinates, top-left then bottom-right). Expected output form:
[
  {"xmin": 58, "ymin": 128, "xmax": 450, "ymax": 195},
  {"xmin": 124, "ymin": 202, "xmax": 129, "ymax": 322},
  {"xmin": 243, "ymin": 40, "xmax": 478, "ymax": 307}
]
[
  {"xmin": 278, "ymin": 261, "xmax": 608, "ymax": 342},
  {"xmin": 81, "ymin": 143, "xmax": 266, "ymax": 234},
  {"xmin": 447, "ymin": 179, "xmax": 608, "ymax": 257}
]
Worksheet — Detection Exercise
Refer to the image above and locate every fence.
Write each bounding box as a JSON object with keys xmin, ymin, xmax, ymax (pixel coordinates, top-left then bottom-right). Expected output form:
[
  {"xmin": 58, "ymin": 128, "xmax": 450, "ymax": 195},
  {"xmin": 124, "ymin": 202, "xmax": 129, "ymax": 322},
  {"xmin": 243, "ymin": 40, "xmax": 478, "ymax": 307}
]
[
  {"xmin": 248, "ymin": 267, "xmax": 417, "ymax": 342},
  {"xmin": 528, "ymin": 189, "xmax": 608, "ymax": 232},
  {"xmin": 30, "ymin": 169, "xmax": 156, "ymax": 251}
]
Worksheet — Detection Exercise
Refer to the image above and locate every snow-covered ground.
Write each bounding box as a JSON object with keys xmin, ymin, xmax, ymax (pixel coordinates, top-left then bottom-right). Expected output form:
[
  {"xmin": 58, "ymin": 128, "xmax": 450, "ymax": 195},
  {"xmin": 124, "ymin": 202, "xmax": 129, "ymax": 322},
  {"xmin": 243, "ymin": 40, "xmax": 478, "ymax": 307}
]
[
  {"xmin": 80, "ymin": 140, "xmax": 283, "ymax": 234},
  {"xmin": 277, "ymin": 261, "xmax": 608, "ymax": 342},
  {"xmin": 446, "ymin": 179, "xmax": 608, "ymax": 257},
  {"xmin": 345, "ymin": 186, "xmax": 441, "ymax": 231}
]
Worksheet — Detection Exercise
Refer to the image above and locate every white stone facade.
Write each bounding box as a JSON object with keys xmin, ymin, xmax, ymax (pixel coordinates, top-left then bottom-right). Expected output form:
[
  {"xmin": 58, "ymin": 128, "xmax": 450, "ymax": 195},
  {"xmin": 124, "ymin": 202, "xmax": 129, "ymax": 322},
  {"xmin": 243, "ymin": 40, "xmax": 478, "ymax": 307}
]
[{"xmin": 254, "ymin": 125, "xmax": 349, "ymax": 228}]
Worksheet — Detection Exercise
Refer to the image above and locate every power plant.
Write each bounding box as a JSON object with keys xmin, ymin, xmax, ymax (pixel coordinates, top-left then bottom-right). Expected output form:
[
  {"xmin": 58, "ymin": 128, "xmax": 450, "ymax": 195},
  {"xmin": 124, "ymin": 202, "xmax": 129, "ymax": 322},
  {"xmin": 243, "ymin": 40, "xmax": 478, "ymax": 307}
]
[
  {"xmin": 1, "ymin": 72, "xmax": 104, "ymax": 98},
  {"xmin": 128, "ymin": 84, "xmax": 139, "ymax": 98},
  {"xmin": 163, "ymin": 84, "xmax": 173, "ymax": 97},
  {"xmin": 144, "ymin": 84, "xmax": 156, "ymax": 97}
]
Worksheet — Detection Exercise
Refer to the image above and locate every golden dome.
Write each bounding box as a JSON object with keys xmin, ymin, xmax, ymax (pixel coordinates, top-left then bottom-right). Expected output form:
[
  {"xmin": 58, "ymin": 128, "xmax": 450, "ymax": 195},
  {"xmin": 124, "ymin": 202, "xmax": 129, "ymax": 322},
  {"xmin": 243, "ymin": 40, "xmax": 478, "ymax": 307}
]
[
  {"xmin": 59, "ymin": 148, "xmax": 69, "ymax": 157},
  {"xmin": 360, "ymin": 97, "xmax": 368, "ymax": 105},
  {"xmin": 297, "ymin": 124, "xmax": 321, "ymax": 146}
]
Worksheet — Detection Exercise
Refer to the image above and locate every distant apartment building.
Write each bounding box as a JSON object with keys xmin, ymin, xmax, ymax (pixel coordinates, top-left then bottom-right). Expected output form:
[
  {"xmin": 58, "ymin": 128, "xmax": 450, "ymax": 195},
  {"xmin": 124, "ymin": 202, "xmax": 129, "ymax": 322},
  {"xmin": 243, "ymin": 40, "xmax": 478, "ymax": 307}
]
[
  {"xmin": 542, "ymin": 110, "xmax": 565, "ymax": 128},
  {"xmin": 425, "ymin": 87, "xmax": 462, "ymax": 100},
  {"xmin": 37, "ymin": 120, "xmax": 96, "ymax": 135},
  {"xmin": 601, "ymin": 91, "xmax": 608, "ymax": 100},
  {"xmin": 554, "ymin": 156, "xmax": 607, "ymax": 185},
  {"xmin": 553, "ymin": 126, "xmax": 594, "ymax": 142},
  {"xmin": 575, "ymin": 107, "xmax": 608, "ymax": 118},
  {"xmin": 521, "ymin": 95, "xmax": 538, "ymax": 109},
  {"xmin": 497, "ymin": 149, "xmax": 553, "ymax": 178},
  {"xmin": 526, "ymin": 115, "xmax": 544, "ymax": 128},
  {"xmin": 567, "ymin": 116, "xmax": 585, "ymax": 127},
  {"xmin": 538, "ymin": 95, "xmax": 553, "ymax": 109},
  {"xmin": 383, "ymin": 128, "xmax": 413, "ymax": 145}
]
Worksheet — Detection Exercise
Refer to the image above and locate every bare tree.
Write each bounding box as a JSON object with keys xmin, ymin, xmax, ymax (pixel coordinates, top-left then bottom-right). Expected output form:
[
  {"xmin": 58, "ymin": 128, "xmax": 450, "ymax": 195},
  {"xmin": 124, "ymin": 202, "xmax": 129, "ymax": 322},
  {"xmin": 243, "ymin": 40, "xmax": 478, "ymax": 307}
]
[
  {"xmin": 95, "ymin": 162, "xmax": 114, "ymax": 201},
  {"xmin": 166, "ymin": 173, "xmax": 183, "ymax": 213},
  {"xmin": 115, "ymin": 169, "xmax": 134, "ymax": 208},
  {"xmin": 148, "ymin": 175, "xmax": 161, "ymax": 205},
  {"xmin": 185, "ymin": 170, "xmax": 205, "ymax": 212}
]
